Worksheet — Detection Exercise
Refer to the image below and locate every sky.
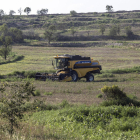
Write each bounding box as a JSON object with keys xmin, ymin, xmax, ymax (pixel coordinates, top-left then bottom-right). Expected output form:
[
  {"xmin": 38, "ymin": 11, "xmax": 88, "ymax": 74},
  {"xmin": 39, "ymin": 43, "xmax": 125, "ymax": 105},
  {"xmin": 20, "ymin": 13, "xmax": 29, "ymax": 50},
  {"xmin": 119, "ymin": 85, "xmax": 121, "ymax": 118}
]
[{"xmin": 1, "ymin": 0, "xmax": 140, "ymax": 15}]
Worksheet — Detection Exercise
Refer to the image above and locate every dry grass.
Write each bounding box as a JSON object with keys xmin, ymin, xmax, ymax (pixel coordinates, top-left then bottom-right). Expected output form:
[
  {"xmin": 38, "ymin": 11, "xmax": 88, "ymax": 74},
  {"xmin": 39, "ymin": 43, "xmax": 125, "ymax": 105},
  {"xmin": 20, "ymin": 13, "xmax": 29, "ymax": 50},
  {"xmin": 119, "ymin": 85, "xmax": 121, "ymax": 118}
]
[
  {"xmin": 1, "ymin": 45, "xmax": 140, "ymax": 75},
  {"xmin": 0, "ymin": 45, "xmax": 140, "ymax": 105},
  {"xmin": 31, "ymin": 72, "xmax": 140, "ymax": 105}
]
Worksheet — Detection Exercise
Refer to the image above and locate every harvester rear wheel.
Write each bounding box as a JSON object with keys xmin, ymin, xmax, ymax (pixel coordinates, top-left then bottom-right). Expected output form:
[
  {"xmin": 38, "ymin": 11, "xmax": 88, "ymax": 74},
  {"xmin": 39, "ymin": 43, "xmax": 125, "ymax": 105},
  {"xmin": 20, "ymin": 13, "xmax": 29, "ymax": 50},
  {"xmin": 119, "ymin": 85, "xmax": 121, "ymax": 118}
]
[
  {"xmin": 86, "ymin": 73, "xmax": 94, "ymax": 82},
  {"xmin": 71, "ymin": 71, "xmax": 78, "ymax": 82}
]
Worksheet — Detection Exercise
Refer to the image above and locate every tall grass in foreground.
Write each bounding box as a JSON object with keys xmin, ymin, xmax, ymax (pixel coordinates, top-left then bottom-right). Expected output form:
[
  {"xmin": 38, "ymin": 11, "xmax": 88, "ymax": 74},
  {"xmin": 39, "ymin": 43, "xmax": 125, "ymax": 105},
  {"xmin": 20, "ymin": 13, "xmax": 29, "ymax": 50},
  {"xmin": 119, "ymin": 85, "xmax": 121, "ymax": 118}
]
[
  {"xmin": 26, "ymin": 105, "xmax": 140, "ymax": 140},
  {"xmin": 1, "ymin": 91, "xmax": 140, "ymax": 140}
]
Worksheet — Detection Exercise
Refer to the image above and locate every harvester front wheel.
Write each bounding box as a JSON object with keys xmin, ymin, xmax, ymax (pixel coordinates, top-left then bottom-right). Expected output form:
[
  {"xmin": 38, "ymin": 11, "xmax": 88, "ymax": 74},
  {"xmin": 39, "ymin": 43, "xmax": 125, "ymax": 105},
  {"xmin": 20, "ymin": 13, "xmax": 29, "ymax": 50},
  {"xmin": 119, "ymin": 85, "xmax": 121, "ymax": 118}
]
[
  {"xmin": 59, "ymin": 74, "xmax": 66, "ymax": 80},
  {"xmin": 86, "ymin": 73, "xmax": 94, "ymax": 82},
  {"xmin": 71, "ymin": 71, "xmax": 78, "ymax": 82}
]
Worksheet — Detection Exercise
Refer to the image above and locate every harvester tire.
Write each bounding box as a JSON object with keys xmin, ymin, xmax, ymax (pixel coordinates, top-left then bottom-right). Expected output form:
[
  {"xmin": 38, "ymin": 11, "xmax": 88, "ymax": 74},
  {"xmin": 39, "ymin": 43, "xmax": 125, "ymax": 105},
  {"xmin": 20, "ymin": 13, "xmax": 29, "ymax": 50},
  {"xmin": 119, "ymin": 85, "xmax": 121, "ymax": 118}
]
[
  {"xmin": 71, "ymin": 71, "xmax": 78, "ymax": 82},
  {"xmin": 86, "ymin": 73, "xmax": 94, "ymax": 82},
  {"xmin": 59, "ymin": 74, "xmax": 66, "ymax": 80}
]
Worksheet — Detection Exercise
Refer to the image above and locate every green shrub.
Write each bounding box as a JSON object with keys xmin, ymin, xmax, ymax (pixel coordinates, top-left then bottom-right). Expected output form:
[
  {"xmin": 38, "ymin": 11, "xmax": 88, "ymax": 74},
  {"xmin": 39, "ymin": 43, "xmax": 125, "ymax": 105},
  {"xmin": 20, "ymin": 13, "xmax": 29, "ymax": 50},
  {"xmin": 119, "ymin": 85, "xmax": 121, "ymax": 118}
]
[
  {"xmin": 105, "ymin": 13, "xmax": 112, "ymax": 17},
  {"xmin": 60, "ymin": 100, "xmax": 70, "ymax": 108},
  {"xmin": 44, "ymin": 91, "xmax": 52, "ymax": 95},
  {"xmin": 23, "ymin": 99, "xmax": 58, "ymax": 112},
  {"xmin": 97, "ymin": 94, "xmax": 103, "ymax": 98},
  {"xmin": 109, "ymin": 26, "xmax": 117, "ymax": 36},
  {"xmin": 34, "ymin": 90, "xmax": 40, "ymax": 96},
  {"xmin": 9, "ymin": 27, "xmax": 23, "ymax": 43},
  {"xmin": 0, "ymin": 82, "xmax": 35, "ymax": 137},
  {"xmin": 93, "ymin": 12, "xmax": 98, "ymax": 15},
  {"xmin": 125, "ymin": 26, "xmax": 134, "ymax": 39},
  {"xmin": 101, "ymin": 85, "xmax": 140, "ymax": 107},
  {"xmin": 101, "ymin": 14, "xmax": 105, "ymax": 16},
  {"xmin": 101, "ymin": 85, "xmax": 126, "ymax": 100},
  {"xmin": 70, "ymin": 10, "xmax": 77, "ymax": 17}
]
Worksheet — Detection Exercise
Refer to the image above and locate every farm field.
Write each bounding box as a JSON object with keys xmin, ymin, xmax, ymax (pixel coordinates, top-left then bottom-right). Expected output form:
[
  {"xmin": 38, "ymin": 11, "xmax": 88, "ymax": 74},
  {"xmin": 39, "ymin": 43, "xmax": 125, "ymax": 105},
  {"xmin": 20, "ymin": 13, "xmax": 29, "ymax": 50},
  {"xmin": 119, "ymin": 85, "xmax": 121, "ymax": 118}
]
[
  {"xmin": 0, "ymin": 44, "xmax": 140, "ymax": 105},
  {"xmin": 1, "ymin": 43, "xmax": 140, "ymax": 74},
  {"xmin": 1, "ymin": 11, "xmax": 140, "ymax": 139}
]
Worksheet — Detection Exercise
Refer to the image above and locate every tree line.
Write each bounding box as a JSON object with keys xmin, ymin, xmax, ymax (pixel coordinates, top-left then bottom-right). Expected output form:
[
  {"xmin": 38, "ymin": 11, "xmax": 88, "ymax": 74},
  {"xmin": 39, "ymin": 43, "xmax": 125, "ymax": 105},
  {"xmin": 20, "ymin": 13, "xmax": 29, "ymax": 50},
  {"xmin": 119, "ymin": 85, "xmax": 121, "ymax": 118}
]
[
  {"xmin": 0, "ymin": 5, "xmax": 114, "ymax": 17},
  {"xmin": 99, "ymin": 24, "xmax": 134, "ymax": 39},
  {"xmin": 0, "ymin": 23, "xmax": 56, "ymax": 60},
  {"xmin": 0, "ymin": 8, "xmax": 48, "ymax": 16}
]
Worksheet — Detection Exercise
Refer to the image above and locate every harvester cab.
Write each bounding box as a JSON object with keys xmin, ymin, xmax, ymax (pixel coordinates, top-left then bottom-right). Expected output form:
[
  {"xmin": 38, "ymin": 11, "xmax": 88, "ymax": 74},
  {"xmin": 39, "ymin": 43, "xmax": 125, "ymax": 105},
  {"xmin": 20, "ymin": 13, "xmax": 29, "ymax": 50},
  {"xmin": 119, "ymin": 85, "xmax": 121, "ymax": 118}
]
[{"xmin": 36, "ymin": 54, "xmax": 102, "ymax": 82}]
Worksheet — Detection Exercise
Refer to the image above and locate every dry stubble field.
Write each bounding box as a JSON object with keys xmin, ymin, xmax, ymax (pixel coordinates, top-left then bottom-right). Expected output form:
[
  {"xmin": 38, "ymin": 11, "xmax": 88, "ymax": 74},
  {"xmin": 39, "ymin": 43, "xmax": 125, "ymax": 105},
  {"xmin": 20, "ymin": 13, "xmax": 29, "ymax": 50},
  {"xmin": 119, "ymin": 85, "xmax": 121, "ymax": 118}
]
[{"xmin": 1, "ymin": 44, "xmax": 140, "ymax": 105}]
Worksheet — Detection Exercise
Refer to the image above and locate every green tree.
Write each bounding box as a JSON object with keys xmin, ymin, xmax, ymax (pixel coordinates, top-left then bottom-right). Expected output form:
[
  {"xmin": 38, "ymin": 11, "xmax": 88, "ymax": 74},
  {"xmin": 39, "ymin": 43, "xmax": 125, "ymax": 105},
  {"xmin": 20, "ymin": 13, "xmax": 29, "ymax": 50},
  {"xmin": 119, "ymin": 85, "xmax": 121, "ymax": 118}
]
[
  {"xmin": 9, "ymin": 10, "xmax": 16, "ymax": 16},
  {"xmin": 9, "ymin": 27, "xmax": 23, "ymax": 42},
  {"xmin": 0, "ymin": 36, "xmax": 12, "ymax": 60},
  {"xmin": 109, "ymin": 25, "xmax": 117, "ymax": 36},
  {"xmin": 116, "ymin": 24, "xmax": 120, "ymax": 35},
  {"xmin": 37, "ymin": 9, "xmax": 48, "ymax": 15},
  {"xmin": 0, "ymin": 24, "xmax": 23, "ymax": 43},
  {"xmin": 0, "ymin": 23, "xmax": 9, "ymax": 36},
  {"xmin": 24, "ymin": 7, "xmax": 31, "ymax": 15},
  {"xmin": 106, "ymin": 5, "xmax": 113, "ymax": 12},
  {"xmin": 44, "ymin": 25, "xmax": 56, "ymax": 44},
  {"xmin": 70, "ymin": 10, "xmax": 77, "ymax": 16},
  {"xmin": 0, "ymin": 82, "xmax": 35, "ymax": 137},
  {"xmin": 70, "ymin": 27, "xmax": 76, "ymax": 37},
  {"xmin": 100, "ymin": 24, "xmax": 106, "ymax": 35},
  {"xmin": 0, "ymin": 9, "xmax": 4, "ymax": 16},
  {"xmin": 0, "ymin": 9, "xmax": 4, "ymax": 22},
  {"xmin": 125, "ymin": 26, "xmax": 134, "ymax": 39}
]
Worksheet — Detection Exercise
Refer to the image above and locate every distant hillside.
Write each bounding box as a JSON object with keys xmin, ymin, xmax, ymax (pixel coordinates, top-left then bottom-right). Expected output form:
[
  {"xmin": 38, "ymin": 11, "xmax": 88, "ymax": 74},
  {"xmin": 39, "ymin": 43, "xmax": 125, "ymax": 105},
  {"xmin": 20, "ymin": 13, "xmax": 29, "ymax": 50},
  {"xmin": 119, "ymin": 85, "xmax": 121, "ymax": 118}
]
[{"xmin": 1, "ymin": 10, "xmax": 140, "ymax": 42}]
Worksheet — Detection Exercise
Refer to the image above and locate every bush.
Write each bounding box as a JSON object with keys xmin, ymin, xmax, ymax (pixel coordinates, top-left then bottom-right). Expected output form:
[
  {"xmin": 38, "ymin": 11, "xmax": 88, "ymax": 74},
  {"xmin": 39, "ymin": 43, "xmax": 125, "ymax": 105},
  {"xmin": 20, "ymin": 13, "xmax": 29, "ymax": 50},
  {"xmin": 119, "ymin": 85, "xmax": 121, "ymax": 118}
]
[
  {"xmin": 70, "ymin": 10, "xmax": 77, "ymax": 17},
  {"xmin": 101, "ymin": 97, "xmax": 140, "ymax": 107},
  {"xmin": 99, "ymin": 24, "xmax": 105, "ymax": 35},
  {"xmin": 101, "ymin": 85, "xmax": 126, "ymax": 100},
  {"xmin": 9, "ymin": 27, "xmax": 23, "ymax": 43},
  {"xmin": 60, "ymin": 100, "xmax": 70, "ymax": 108},
  {"xmin": 101, "ymin": 85, "xmax": 140, "ymax": 107},
  {"xmin": 125, "ymin": 26, "xmax": 135, "ymax": 39},
  {"xmin": 34, "ymin": 90, "xmax": 41, "ymax": 96},
  {"xmin": 93, "ymin": 12, "xmax": 98, "ymax": 15},
  {"xmin": 109, "ymin": 26, "xmax": 117, "ymax": 36},
  {"xmin": 97, "ymin": 94, "xmax": 103, "ymax": 98},
  {"xmin": 0, "ymin": 82, "xmax": 35, "ymax": 137},
  {"xmin": 0, "ymin": 24, "xmax": 23, "ymax": 43},
  {"xmin": 23, "ymin": 29, "xmax": 40, "ymax": 40}
]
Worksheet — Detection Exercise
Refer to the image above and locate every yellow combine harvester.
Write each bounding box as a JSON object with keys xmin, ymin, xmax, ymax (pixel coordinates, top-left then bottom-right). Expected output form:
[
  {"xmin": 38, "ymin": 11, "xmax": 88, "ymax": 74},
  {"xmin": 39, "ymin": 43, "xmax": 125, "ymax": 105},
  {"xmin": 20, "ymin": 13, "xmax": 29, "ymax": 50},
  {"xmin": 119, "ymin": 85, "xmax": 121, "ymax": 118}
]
[{"xmin": 35, "ymin": 54, "xmax": 102, "ymax": 82}]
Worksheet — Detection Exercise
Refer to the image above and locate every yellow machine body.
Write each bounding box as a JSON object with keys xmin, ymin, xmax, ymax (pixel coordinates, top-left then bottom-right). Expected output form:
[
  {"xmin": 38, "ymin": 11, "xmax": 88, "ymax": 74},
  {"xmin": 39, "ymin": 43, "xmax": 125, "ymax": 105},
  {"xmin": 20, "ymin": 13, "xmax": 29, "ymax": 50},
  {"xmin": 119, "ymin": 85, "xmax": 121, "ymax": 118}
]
[
  {"xmin": 53, "ymin": 54, "xmax": 102, "ymax": 82},
  {"xmin": 35, "ymin": 54, "xmax": 102, "ymax": 82}
]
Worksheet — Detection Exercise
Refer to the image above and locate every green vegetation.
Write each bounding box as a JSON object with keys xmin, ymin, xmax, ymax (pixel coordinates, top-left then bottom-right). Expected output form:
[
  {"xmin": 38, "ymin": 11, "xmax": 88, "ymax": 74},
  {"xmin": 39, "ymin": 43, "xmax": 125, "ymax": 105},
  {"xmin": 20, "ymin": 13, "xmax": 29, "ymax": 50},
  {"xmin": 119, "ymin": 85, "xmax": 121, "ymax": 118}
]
[
  {"xmin": 0, "ymin": 36, "xmax": 12, "ymax": 60},
  {"xmin": 1, "ymin": 11, "xmax": 140, "ymax": 139},
  {"xmin": 0, "ymin": 82, "xmax": 35, "ymax": 137},
  {"xmin": 29, "ymin": 105, "xmax": 140, "ymax": 140},
  {"xmin": 70, "ymin": 27, "xmax": 77, "ymax": 37},
  {"xmin": 99, "ymin": 24, "xmax": 105, "ymax": 35},
  {"xmin": 106, "ymin": 5, "xmax": 113, "ymax": 12},
  {"xmin": 1, "ymin": 81, "xmax": 140, "ymax": 139},
  {"xmin": 34, "ymin": 89, "xmax": 41, "ymax": 96},
  {"xmin": 44, "ymin": 25, "xmax": 56, "ymax": 44},
  {"xmin": 24, "ymin": 7, "xmax": 31, "ymax": 15},
  {"xmin": 70, "ymin": 10, "xmax": 77, "ymax": 17}
]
